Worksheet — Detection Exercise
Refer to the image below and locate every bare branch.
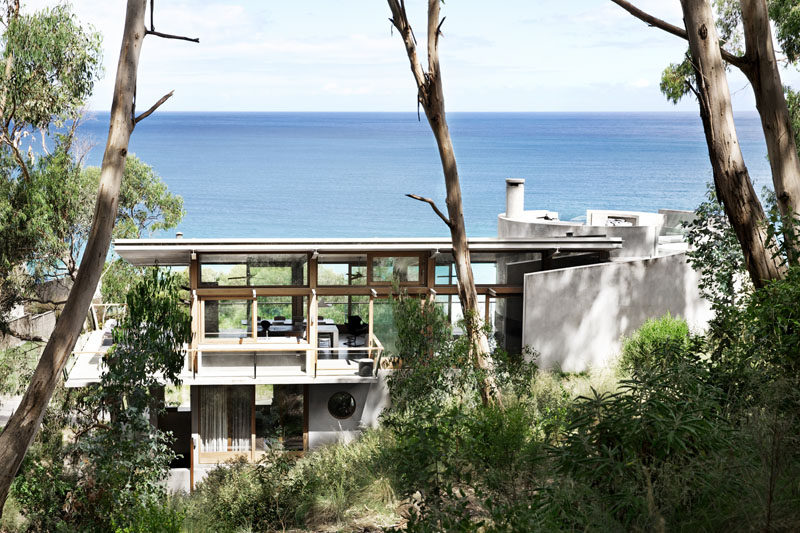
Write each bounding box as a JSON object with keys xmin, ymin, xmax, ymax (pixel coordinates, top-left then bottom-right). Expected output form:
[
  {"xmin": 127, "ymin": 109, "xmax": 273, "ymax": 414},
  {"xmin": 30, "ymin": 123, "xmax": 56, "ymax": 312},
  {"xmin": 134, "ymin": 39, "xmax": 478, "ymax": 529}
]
[
  {"xmin": 149, "ymin": 0, "xmax": 154, "ymax": 31},
  {"xmin": 387, "ymin": 0, "xmax": 426, "ymax": 90},
  {"xmin": 406, "ymin": 193, "xmax": 452, "ymax": 227},
  {"xmin": 134, "ymin": 90, "xmax": 174, "ymax": 124},
  {"xmin": 427, "ymin": 0, "xmax": 440, "ymax": 74},
  {"xmin": 144, "ymin": 29, "xmax": 199, "ymax": 43},
  {"xmin": 610, "ymin": 0, "xmax": 748, "ymax": 70}
]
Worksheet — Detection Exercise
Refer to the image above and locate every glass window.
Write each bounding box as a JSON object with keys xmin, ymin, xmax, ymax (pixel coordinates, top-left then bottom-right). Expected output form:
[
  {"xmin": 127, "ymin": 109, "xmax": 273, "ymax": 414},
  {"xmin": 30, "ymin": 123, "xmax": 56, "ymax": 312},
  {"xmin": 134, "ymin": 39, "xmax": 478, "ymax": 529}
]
[
  {"xmin": 327, "ymin": 391, "xmax": 356, "ymax": 419},
  {"xmin": 318, "ymin": 254, "xmax": 367, "ymax": 286},
  {"xmin": 371, "ymin": 255, "xmax": 421, "ymax": 284},
  {"xmin": 256, "ymin": 296, "xmax": 308, "ymax": 338},
  {"xmin": 255, "ymin": 384, "xmax": 304, "ymax": 451},
  {"xmin": 435, "ymin": 253, "xmax": 539, "ymax": 285},
  {"xmin": 204, "ymin": 299, "xmax": 252, "ymax": 339},
  {"xmin": 371, "ymin": 298, "xmax": 397, "ymax": 354},
  {"xmin": 200, "ymin": 254, "xmax": 308, "ymax": 287},
  {"xmin": 317, "ymin": 295, "xmax": 368, "ymax": 326}
]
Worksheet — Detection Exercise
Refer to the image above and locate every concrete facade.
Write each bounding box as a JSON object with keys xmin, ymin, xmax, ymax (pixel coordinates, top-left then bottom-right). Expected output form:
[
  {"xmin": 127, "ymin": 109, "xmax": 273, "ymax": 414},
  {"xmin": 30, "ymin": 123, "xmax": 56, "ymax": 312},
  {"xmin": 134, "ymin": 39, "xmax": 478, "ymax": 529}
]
[
  {"xmin": 498, "ymin": 215, "xmax": 661, "ymax": 258},
  {"xmin": 522, "ymin": 252, "xmax": 712, "ymax": 372},
  {"xmin": 307, "ymin": 370, "xmax": 390, "ymax": 449}
]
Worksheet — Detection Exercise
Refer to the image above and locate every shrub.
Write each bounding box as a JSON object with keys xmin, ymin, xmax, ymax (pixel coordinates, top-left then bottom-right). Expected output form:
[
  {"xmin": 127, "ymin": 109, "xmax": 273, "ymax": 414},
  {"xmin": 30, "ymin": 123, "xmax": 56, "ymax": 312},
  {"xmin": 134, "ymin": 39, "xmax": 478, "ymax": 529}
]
[
  {"xmin": 618, "ymin": 313, "xmax": 690, "ymax": 375},
  {"xmin": 550, "ymin": 342, "xmax": 732, "ymax": 529}
]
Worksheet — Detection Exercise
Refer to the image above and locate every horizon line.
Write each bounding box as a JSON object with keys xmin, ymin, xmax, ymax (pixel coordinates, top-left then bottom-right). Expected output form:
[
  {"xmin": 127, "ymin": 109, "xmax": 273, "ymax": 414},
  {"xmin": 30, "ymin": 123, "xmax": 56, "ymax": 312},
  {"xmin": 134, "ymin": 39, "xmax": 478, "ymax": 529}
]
[{"xmin": 83, "ymin": 109, "xmax": 758, "ymax": 115}]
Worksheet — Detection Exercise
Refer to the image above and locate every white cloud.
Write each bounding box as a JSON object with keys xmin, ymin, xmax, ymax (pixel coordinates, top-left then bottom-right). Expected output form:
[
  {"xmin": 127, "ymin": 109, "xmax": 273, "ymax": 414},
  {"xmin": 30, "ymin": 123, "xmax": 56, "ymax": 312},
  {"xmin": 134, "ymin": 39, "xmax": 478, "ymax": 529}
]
[{"xmin": 14, "ymin": 0, "xmax": 778, "ymax": 112}]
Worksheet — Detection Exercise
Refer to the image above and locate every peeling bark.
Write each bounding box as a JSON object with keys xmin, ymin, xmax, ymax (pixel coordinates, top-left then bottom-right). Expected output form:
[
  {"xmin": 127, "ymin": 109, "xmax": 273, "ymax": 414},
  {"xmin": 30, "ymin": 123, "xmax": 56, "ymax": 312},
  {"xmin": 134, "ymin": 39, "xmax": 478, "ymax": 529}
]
[
  {"xmin": 740, "ymin": 0, "xmax": 800, "ymax": 225},
  {"xmin": 680, "ymin": 0, "xmax": 784, "ymax": 287}
]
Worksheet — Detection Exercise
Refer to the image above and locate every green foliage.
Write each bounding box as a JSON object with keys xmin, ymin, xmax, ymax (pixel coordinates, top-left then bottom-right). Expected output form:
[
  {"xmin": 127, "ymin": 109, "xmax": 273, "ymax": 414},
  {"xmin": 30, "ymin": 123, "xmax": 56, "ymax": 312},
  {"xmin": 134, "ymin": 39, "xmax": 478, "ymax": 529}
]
[
  {"xmin": 186, "ymin": 438, "xmax": 399, "ymax": 532},
  {"xmin": 787, "ymin": 86, "xmax": 800, "ymax": 151},
  {"xmin": 684, "ymin": 183, "xmax": 751, "ymax": 314},
  {"xmin": 713, "ymin": 0, "xmax": 743, "ymax": 54},
  {"xmin": 104, "ymin": 268, "xmax": 190, "ymax": 399},
  {"xmin": 82, "ymin": 154, "xmax": 186, "ymax": 242},
  {"xmin": 551, "ymin": 359, "xmax": 730, "ymax": 526},
  {"xmin": 769, "ymin": 0, "xmax": 800, "ymax": 63},
  {"xmin": 112, "ymin": 498, "xmax": 186, "ymax": 533},
  {"xmin": 619, "ymin": 313, "xmax": 690, "ymax": 375},
  {"xmin": 0, "ymin": 140, "xmax": 88, "ymax": 332},
  {"xmin": 741, "ymin": 267, "xmax": 800, "ymax": 376},
  {"xmin": 1, "ymin": 3, "xmax": 102, "ymax": 130},
  {"xmin": 11, "ymin": 271, "xmax": 190, "ymax": 532},
  {"xmin": 0, "ymin": 342, "xmax": 41, "ymax": 396},
  {"xmin": 660, "ymin": 55, "xmax": 694, "ymax": 105},
  {"xmin": 95, "ymin": 155, "xmax": 185, "ymax": 303}
]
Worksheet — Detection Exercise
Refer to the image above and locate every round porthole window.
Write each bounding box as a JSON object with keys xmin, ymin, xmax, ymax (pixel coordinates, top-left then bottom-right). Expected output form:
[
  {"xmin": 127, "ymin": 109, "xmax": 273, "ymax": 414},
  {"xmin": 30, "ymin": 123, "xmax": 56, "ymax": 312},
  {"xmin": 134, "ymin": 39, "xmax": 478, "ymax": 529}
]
[{"xmin": 328, "ymin": 391, "xmax": 356, "ymax": 419}]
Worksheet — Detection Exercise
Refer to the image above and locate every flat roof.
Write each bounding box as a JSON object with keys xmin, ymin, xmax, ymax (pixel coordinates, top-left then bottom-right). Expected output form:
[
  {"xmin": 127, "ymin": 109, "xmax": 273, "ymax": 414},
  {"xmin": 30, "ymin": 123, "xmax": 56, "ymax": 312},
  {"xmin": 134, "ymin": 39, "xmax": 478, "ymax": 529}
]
[{"xmin": 114, "ymin": 236, "xmax": 624, "ymax": 267}]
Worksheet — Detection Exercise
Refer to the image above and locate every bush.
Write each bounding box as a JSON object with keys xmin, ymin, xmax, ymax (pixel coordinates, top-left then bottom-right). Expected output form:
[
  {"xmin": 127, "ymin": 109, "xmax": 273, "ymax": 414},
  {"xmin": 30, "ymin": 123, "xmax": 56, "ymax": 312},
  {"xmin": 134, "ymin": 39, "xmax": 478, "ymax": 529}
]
[
  {"xmin": 187, "ymin": 434, "xmax": 397, "ymax": 532},
  {"xmin": 618, "ymin": 313, "xmax": 690, "ymax": 375}
]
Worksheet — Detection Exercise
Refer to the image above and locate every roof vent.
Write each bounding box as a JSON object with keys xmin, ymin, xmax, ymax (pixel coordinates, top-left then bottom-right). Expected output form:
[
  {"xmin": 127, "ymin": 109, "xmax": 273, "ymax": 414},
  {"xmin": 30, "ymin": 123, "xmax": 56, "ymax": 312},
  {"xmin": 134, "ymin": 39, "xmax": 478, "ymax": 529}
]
[{"xmin": 175, "ymin": 232, "xmax": 184, "ymax": 239}]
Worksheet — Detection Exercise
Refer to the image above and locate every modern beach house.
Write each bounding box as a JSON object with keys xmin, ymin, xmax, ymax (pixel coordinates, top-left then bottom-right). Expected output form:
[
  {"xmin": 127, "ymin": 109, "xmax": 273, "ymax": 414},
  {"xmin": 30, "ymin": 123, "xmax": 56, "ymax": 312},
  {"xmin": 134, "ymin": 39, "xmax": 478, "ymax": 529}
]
[{"xmin": 64, "ymin": 179, "xmax": 710, "ymax": 491}]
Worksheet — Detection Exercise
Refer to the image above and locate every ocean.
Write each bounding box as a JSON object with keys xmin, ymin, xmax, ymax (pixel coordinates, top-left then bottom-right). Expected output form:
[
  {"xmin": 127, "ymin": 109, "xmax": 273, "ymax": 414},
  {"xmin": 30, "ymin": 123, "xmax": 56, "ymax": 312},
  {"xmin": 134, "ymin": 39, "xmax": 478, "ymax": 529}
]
[{"xmin": 76, "ymin": 112, "xmax": 772, "ymax": 239}]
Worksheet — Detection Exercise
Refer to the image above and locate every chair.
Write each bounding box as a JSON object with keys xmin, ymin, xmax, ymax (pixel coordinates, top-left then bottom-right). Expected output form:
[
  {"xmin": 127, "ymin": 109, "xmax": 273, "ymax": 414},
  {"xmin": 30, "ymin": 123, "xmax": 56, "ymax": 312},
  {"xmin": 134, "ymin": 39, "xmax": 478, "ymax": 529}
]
[
  {"xmin": 346, "ymin": 315, "xmax": 368, "ymax": 347},
  {"xmin": 274, "ymin": 315, "xmax": 286, "ymax": 322},
  {"xmin": 258, "ymin": 320, "xmax": 271, "ymax": 337}
]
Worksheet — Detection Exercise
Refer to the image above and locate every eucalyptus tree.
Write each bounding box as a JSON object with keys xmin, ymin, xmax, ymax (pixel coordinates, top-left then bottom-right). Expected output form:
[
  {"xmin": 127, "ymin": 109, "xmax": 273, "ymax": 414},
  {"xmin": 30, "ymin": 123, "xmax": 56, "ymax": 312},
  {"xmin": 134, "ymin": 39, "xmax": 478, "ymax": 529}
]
[
  {"xmin": 0, "ymin": 0, "xmax": 197, "ymax": 513},
  {"xmin": 386, "ymin": 0, "xmax": 498, "ymax": 405},
  {"xmin": 611, "ymin": 0, "xmax": 794, "ymax": 286},
  {"xmin": 0, "ymin": 2, "xmax": 102, "ymax": 335}
]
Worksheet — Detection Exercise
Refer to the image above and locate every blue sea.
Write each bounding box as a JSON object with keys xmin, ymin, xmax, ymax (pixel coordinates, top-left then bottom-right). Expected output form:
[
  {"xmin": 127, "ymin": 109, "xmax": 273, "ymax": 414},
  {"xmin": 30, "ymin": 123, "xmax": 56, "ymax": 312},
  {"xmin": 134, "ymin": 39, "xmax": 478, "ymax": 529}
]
[{"xmin": 76, "ymin": 112, "xmax": 772, "ymax": 239}]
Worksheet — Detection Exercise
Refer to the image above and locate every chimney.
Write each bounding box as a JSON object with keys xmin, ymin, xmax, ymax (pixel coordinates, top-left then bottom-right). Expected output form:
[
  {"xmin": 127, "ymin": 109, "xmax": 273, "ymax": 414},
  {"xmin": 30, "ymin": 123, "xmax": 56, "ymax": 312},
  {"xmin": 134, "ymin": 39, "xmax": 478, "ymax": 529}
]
[
  {"xmin": 505, "ymin": 178, "xmax": 525, "ymax": 218},
  {"xmin": 175, "ymin": 232, "xmax": 184, "ymax": 239}
]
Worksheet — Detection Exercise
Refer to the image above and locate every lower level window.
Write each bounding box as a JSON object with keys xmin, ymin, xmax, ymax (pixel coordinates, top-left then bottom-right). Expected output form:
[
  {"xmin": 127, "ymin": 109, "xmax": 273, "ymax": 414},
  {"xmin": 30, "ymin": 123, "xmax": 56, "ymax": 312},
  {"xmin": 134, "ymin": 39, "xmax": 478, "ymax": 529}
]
[
  {"xmin": 199, "ymin": 385, "xmax": 253, "ymax": 454},
  {"xmin": 255, "ymin": 384, "xmax": 304, "ymax": 452}
]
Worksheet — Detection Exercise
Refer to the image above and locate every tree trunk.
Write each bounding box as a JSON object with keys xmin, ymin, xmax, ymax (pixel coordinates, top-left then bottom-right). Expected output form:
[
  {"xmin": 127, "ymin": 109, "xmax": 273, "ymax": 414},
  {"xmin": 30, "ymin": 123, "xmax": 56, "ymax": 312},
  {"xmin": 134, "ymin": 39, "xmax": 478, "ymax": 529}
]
[
  {"xmin": 680, "ymin": 0, "xmax": 784, "ymax": 287},
  {"xmin": 740, "ymin": 0, "xmax": 800, "ymax": 224},
  {"xmin": 424, "ymin": 61, "xmax": 495, "ymax": 405},
  {"xmin": 0, "ymin": 0, "xmax": 147, "ymax": 513},
  {"xmin": 387, "ymin": 0, "xmax": 497, "ymax": 404}
]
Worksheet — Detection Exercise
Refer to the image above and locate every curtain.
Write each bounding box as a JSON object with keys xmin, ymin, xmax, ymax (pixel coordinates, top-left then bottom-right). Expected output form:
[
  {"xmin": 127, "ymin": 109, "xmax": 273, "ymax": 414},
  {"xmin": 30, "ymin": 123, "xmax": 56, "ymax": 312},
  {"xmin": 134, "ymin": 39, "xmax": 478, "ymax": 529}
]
[
  {"xmin": 200, "ymin": 386, "xmax": 226, "ymax": 452},
  {"xmin": 229, "ymin": 386, "xmax": 252, "ymax": 451}
]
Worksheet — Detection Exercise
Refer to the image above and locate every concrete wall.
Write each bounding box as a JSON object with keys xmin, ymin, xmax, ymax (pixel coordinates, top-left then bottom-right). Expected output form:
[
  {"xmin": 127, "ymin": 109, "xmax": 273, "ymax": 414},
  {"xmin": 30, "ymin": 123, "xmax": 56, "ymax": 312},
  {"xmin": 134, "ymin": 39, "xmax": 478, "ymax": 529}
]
[
  {"xmin": 498, "ymin": 215, "xmax": 660, "ymax": 258},
  {"xmin": 0, "ymin": 310, "xmax": 57, "ymax": 350},
  {"xmin": 522, "ymin": 252, "xmax": 712, "ymax": 372},
  {"xmin": 307, "ymin": 371, "xmax": 390, "ymax": 449}
]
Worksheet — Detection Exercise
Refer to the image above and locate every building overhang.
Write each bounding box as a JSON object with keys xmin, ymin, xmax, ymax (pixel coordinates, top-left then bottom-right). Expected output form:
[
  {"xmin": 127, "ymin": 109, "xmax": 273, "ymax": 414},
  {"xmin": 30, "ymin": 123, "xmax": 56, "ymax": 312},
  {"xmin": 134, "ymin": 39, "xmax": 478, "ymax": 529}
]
[{"xmin": 114, "ymin": 236, "xmax": 624, "ymax": 267}]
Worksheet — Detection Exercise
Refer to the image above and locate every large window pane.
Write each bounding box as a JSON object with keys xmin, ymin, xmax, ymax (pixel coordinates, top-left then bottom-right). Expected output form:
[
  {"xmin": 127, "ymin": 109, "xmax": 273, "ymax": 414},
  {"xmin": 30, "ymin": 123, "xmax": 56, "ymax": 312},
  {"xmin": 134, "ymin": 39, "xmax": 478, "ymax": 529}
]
[
  {"xmin": 372, "ymin": 298, "xmax": 397, "ymax": 354},
  {"xmin": 204, "ymin": 299, "xmax": 251, "ymax": 339},
  {"xmin": 317, "ymin": 295, "xmax": 368, "ymax": 326},
  {"xmin": 200, "ymin": 254, "xmax": 308, "ymax": 286},
  {"xmin": 371, "ymin": 255, "xmax": 420, "ymax": 284},
  {"xmin": 255, "ymin": 384, "xmax": 304, "ymax": 451},
  {"xmin": 435, "ymin": 253, "xmax": 538, "ymax": 285},
  {"xmin": 318, "ymin": 254, "xmax": 367, "ymax": 286},
  {"xmin": 257, "ymin": 296, "xmax": 308, "ymax": 339}
]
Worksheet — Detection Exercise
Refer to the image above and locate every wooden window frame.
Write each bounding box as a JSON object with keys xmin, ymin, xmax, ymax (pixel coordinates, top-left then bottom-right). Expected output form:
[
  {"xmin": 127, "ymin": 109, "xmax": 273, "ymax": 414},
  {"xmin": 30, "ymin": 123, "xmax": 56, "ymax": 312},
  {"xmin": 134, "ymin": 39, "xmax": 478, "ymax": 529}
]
[
  {"xmin": 198, "ymin": 385, "xmax": 307, "ymax": 464},
  {"xmin": 198, "ymin": 252, "xmax": 311, "ymax": 289}
]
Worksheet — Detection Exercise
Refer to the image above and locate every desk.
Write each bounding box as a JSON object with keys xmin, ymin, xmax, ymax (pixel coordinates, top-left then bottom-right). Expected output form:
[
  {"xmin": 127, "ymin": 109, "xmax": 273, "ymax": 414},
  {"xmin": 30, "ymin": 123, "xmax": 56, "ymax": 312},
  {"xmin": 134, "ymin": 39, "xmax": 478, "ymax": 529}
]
[{"xmin": 262, "ymin": 320, "xmax": 339, "ymax": 350}]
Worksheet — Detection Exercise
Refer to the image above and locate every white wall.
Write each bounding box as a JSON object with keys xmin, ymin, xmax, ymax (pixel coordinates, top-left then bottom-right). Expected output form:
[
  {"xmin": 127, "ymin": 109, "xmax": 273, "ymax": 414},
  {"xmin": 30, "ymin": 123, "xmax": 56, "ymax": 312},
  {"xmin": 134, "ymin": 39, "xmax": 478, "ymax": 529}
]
[
  {"xmin": 307, "ymin": 371, "xmax": 390, "ymax": 449},
  {"xmin": 522, "ymin": 252, "xmax": 712, "ymax": 372}
]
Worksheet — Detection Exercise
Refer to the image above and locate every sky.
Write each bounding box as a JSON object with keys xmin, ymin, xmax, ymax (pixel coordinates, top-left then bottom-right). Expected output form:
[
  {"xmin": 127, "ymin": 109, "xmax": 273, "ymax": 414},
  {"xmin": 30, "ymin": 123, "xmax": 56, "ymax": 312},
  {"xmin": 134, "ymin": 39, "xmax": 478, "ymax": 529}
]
[{"xmin": 29, "ymin": 0, "xmax": 800, "ymax": 112}]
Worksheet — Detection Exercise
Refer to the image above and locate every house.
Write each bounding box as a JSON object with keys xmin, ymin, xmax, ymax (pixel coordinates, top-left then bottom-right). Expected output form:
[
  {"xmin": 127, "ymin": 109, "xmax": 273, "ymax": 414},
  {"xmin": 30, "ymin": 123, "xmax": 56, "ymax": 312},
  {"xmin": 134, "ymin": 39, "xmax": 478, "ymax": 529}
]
[{"xmin": 64, "ymin": 179, "xmax": 710, "ymax": 491}]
